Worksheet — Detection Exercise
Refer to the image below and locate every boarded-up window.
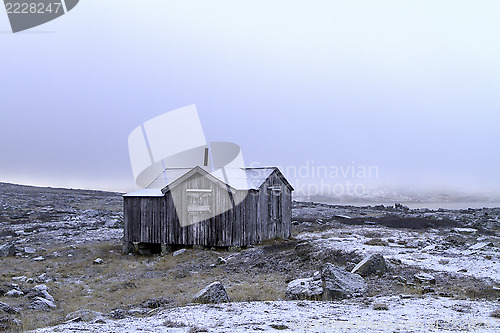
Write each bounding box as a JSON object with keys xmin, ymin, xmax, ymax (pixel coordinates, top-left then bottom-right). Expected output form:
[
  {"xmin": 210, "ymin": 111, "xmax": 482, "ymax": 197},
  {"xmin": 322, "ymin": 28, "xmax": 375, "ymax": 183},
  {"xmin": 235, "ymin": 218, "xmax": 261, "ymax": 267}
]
[
  {"xmin": 268, "ymin": 186, "xmax": 282, "ymax": 221},
  {"xmin": 186, "ymin": 189, "xmax": 212, "ymax": 225}
]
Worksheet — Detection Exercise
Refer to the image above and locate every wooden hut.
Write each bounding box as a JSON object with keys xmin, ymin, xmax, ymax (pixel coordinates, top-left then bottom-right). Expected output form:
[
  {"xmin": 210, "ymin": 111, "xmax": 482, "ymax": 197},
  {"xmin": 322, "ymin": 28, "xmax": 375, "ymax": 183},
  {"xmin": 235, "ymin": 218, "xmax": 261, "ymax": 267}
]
[{"xmin": 123, "ymin": 166, "xmax": 293, "ymax": 250}]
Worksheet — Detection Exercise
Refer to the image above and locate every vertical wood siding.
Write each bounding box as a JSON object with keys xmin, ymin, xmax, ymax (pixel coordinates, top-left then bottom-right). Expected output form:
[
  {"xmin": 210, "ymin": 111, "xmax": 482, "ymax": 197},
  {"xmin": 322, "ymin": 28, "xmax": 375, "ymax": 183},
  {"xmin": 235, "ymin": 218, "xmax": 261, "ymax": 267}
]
[{"xmin": 123, "ymin": 170, "xmax": 292, "ymax": 246}]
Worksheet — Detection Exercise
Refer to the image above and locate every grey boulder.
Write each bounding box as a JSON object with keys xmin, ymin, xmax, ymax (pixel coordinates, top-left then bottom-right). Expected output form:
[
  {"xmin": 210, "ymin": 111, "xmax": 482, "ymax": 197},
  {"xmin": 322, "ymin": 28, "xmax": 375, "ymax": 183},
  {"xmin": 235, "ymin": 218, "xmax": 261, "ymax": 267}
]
[
  {"xmin": 414, "ymin": 273, "xmax": 436, "ymax": 284},
  {"xmin": 0, "ymin": 244, "xmax": 16, "ymax": 257},
  {"xmin": 193, "ymin": 281, "xmax": 229, "ymax": 304},
  {"xmin": 29, "ymin": 297, "xmax": 56, "ymax": 311},
  {"xmin": 285, "ymin": 277, "xmax": 323, "ymax": 301},
  {"xmin": 322, "ymin": 263, "xmax": 367, "ymax": 300},
  {"xmin": 351, "ymin": 253, "xmax": 388, "ymax": 277},
  {"xmin": 0, "ymin": 301, "xmax": 18, "ymax": 314}
]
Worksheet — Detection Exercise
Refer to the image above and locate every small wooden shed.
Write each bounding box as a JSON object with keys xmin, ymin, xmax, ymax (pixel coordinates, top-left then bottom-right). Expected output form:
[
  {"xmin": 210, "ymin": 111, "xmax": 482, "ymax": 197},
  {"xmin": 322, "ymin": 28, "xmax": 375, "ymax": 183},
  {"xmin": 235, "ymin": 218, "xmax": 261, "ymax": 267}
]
[{"xmin": 123, "ymin": 166, "xmax": 293, "ymax": 249}]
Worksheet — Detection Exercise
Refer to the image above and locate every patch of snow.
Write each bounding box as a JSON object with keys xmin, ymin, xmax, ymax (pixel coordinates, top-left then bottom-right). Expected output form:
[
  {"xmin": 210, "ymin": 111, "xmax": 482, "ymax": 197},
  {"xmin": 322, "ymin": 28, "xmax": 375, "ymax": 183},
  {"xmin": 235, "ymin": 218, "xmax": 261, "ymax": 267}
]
[{"xmin": 32, "ymin": 298, "xmax": 500, "ymax": 332}]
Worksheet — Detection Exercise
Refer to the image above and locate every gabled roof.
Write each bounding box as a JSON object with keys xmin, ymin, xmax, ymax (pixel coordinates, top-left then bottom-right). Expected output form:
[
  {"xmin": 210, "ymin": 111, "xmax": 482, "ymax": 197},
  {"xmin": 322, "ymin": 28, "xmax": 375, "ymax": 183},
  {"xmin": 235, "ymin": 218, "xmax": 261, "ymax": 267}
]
[
  {"xmin": 123, "ymin": 166, "xmax": 293, "ymax": 197},
  {"xmin": 246, "ymin": 167, "xmax": 294, "ymax": 191},
  {"xmin": 161, "ymin": 166, "xmax": 236, "ymax": 194}
]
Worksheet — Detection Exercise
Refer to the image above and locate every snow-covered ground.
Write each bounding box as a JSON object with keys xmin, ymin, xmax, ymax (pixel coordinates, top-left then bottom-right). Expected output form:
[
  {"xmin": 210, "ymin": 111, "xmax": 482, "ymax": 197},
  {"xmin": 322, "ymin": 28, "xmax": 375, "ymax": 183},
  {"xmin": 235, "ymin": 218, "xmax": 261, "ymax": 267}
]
[
  {"xmin": 297, "ymin": 225, "xmax": 500, "ymax": 283},
  {"xmin": 33, "ymin": 297, "xmax": 499, "ymax": 332}
]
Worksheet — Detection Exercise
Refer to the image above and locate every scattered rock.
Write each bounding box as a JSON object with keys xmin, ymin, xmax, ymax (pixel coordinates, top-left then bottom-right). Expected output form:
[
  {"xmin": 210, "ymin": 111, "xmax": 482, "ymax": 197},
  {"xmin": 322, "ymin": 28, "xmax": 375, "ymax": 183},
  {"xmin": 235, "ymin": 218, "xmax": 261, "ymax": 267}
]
[
  {"xmin": 193, "ymin": 281, "xmax": 229, "ymax": 304},
  {"xmin": 122, "ymin": 241, "xmax": 135, "ymax": 254},
  {"xmin": 439, "ymin": 292, "xmax": 453, "ymax": 297},
  {"xmin": 457, "ymin": 268, "xmax": 468, "ymax": 273},
  {"xmin": 285, "ymin": 277, "xmax": 323, "ymax": 301},
  {"xmin": 32, "ymin": 284, "xmax": 49, "ymax": 292},
  {"xmin": 93, "ymin": 258, "xmax": 104, "ymax": 265},
  {"xmin": 452, "ymin": 227, "xmax": 477, "ymax": 235},
  {"xmin": 24, "ymin": 246, "xmax": 36, "ymax": 254},
  {"xmin": 422, "ymin": 286, "xmax": 435, "ymax": 293},
  {"xmin": 294, "ymin": 242, "xmax": 314, "ymax": 259},
  {"xmin": 269, "ymin": 324, "xmax": 289, "ymax": 330},
  {"xmin": 373, "ymin": 302, "xmax": 388, "ymax": 310},
  {"xmin": 405, "ymin": 239, "xmax": 427, "ymax": 249},
  {"xmin": 110, "ymin": 309, "xmax": 127, "ymax": 319},
  {"xmin": 4, "ymin": 290, "xmax": 23, "ymax": 298},
  {"xmin": 32, "ymin": 256, "xmax": 45, "ymax": 261},
  {"xmin": 438, "ymin": 259, "xmax": 449, "ymax": 265},
  {"xmin": 11, "ymin": 276, "xmax": 27, "ymax": 282},
  {"xmin": 468, "ymin": 242, "xmax": 493, "ymax": 251},
  {"xmin": 364, "ymin": 238, "xmax": 388, "ymax": 246},
  {"xmin": 35, "ymin": 273, "xmax": 54, "ymax": 283},
  {"xmin": 29, "ymin": 296, "xmax": 56, "ymax": 311},
  {"xmin": 393, "ymin": 276, "xmax": 407, "ymax": 284},
  {"xmin": 414, "ymin": 273, "xmax": 436, "ymax": 284},
  {"xmin": 490, "ymin": 309, "xmax": 500, "ymax": 318},
  {"xmin": 321, "ymin": 263, "xmax": 367, "ymax": 300},
  {"xmin": 444, "ymin": 234, "xmax": 466, "ymax": 246},
  {"xmin": 351, "ymin": 253, "xmax": 388, "ymax": 277},
  {"xmin": 0, "ymin": 244, "xmax": 16, "ymax": 257},
  {"xmin": 65, "ymin": 309, "xmax": 106, "ymax": 323},
  {"xmin": 141, "ymin": 297, "xmax": 171, "ymax": 309},
  {"xmin": 0, "ymin": 301, "xmax": 18, "ymax": 314},
  {"xmin": 217, "ymin": 257, "xmax": 227, "ymax": 265},
  {"xmin": 173, "ymin": 249, "xmax": 187, "ymax": 256},
  {"xmin": 108, "ymin": 282, "xmax": 137, "ymax": 293},
  {"xmin": 451, "ymin": 303, "xmax": 472, "ymax": 313},
  {"xmin": 0, "ymin": 316, "xmax": 21, "ymax": 332}
]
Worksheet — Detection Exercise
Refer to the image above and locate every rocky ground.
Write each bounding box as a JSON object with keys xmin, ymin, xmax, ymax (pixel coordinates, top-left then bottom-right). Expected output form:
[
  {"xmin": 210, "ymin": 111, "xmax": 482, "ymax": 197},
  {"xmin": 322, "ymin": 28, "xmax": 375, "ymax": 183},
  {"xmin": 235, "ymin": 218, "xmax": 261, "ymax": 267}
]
[{"xmin": 0, "ymin": 182, "xmax": 499, "ymax": 332}]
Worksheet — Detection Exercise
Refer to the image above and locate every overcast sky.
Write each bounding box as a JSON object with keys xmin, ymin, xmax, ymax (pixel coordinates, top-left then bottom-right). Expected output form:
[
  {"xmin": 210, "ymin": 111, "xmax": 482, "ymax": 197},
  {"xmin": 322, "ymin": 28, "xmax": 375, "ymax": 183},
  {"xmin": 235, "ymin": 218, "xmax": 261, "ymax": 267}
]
[{"xmin": 1, "ymin": 1, "xmax": 499, "ymax": 195}]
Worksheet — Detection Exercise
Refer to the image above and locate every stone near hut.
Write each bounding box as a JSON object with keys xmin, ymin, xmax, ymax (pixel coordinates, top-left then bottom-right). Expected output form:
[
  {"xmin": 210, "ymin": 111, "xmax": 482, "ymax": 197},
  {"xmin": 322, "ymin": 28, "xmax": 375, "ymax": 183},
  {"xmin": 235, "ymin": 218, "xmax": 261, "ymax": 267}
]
[
  {"xmin": 414, "ymin": 273, "xmax": 436, "ymax": 284},
  {"xmin": 217, "ymin": 257, "xmax": 227, "ymax": 265},
  {"xmin": 93, "ymin": 258, "xmax": 104, "ymax": 265},
  {"xmin": 173, "ymin": 248, "xmax": 187, "ymax": 257},
  {"xmin": 285, "ymin": 277, "xmax": 323, "ymax": 301},
  {"xmin": 161, "ymin": 244, "xmax": 172, "ymax": 256},
  {"xmin": 0, "ymin": 244, "xmax": 16, "ymax": 257},
  {"xmin": 192, "ymin": 281, "xmax": 229, "ymax": 304},
  {"xmin": 122, "ymin": 241, "xmax": 135, "ymax": 254},
  {"xmin": 294, "ymin": 242, "xmax": 314, "ymax": 259},
  {"xmin": 321, "ymin": 263, "xmax": 367, "ymax": 300},
  {"xmin": 351, "ymin": 253, "xmax": 388, "ymax": 277}
]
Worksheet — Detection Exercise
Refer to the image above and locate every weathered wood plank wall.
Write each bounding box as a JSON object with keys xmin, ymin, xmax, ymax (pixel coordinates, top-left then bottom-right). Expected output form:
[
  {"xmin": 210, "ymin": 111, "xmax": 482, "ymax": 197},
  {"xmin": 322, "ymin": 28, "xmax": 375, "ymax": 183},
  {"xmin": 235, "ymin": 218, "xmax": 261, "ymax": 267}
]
[{"xmin": 123, "ymin": 170, "xmax": 292, "ymax": 247}]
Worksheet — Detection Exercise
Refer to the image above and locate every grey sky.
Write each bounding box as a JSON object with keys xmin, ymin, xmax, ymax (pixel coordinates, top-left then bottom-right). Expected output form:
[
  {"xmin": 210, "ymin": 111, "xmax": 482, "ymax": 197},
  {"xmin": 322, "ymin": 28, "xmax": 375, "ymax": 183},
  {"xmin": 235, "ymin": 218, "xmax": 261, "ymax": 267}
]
[{"xmin": 1, "ymin": 1, "xmax": 499, "ymax": 194}]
